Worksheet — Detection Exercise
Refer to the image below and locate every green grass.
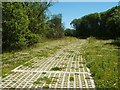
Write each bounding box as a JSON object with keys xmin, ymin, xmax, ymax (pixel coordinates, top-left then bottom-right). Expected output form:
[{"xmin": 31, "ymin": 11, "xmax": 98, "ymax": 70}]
[
  {"xmin": 42, "ymin": 72, "xmax": 46, "ymax": 74},
  {"xmin": 2, "ymin": 37, "xmax": 78, "ymax": 77},
  {"xmin": 43, "ymin": 85, "xmax": 49, "ymax": 89},
  {"xmin": 50, "ymin": 67, "xmax": 62, "ymax": 71},
  {"xmin": 34, "ymin": 77, "xmax": 52, "ymax": 85},
  {"xmin": 70, "ymin": 76, "xmax": 74, "ymax": 81},
  {"xmin": 23, "ymin": 61, "xmax": 33, "ymax": 67},
  {"xmin": 79, "ymin": 61, "xmax": 86, "ymax": 64},
  {"xmin": 79, "ymin": 66, "xmax": 83, "ymax": 68},
  {"xmin": 83, "ymin": 37, "xmax": 119, "ymax": 89}
]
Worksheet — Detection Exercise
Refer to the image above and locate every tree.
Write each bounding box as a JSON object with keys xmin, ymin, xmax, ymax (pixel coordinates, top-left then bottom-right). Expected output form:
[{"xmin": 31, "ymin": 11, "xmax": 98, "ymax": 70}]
[
  {"xmin": 48, "ymin": 14, "xmax": 64, "ymax": 38},
  {"xmin": 2, "ymin": 2, "xmax": 65, "ymax": 52},
  {"xmin": 23, "ymin": 2, "xmax": 52, "ymax": 35},
  {"xmin": 2, "ymin": 2, "xmax": 30, "ymax": 50},
  {"xmin": 2, "ymin": 2, "xmax": 53, "ymax": 51},
  {"xmin": 70, "ymin": 6, "xmax": 120, "ymax": 39},
  {"xmin": 64, "ymin": 28, "xmax": 75, "ymax": 36}
]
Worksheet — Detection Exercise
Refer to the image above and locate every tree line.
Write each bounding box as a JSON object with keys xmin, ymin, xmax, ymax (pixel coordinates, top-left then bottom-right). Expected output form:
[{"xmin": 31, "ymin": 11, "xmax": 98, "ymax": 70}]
[
  {"xmin": 2, "ymin": 2, "xmax": 64, "ymax": 51},
  {"xmin": 68, "ymin": 6, "xmax": 120, "ymax": 39}
]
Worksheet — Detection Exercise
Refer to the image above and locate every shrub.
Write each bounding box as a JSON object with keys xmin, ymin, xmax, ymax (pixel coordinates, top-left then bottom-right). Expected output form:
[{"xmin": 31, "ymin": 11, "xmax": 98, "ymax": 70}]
[{"xmin": 25, "ymin": 33, "xmax": 40, "ymax": 46}]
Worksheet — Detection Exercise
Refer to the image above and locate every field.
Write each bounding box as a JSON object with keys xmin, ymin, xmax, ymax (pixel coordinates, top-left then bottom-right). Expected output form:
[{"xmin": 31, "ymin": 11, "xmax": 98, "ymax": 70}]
[{"xmin": 2, "ymin": 37, "xmax": 119, "ymax": 89}]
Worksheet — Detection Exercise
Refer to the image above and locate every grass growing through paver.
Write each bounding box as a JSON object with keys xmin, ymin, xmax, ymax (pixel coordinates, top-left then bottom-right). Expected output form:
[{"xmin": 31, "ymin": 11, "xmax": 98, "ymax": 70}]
[
  {"xmin": 34, "ymin": 76, "xmax": 52, "ymax": 85},
  {"xmin": 83, "ymin": 37, "xmax": 119, "ymax": 89},
  {"xmin": 79, "ymin": 61, "xmax": 86, "ymax": 64},
  {"xmin": 70, "ymin": 76, "xmax": 74, "ymax": 81},
  {"xmin": 42, "ymin": 72, "xmax": 46, "ymax": 74},
  {"xmin": 79, "ymin": 66, "xmax": 83, "ymax": 68},
  {"xmin": 85, "ymin": 76, "xmax": 90, "ymax": 79},
  {"xmin": 2, "ymin": 38, "xmax": 97, "ymax": 88},
  {"xmin": 51, "ymin": 67, "xmax": 62, "ymax": 71},
  {"xmin": 43, "ymin": 85, "xmax": 49, "ymax": 88},
  {"xmin": 23, "ymin": 62, "xmax": 33, "ymax": 67},
  {"xmin": 2, "ymin": 37, "xmax": 78, "ymax": 77}
]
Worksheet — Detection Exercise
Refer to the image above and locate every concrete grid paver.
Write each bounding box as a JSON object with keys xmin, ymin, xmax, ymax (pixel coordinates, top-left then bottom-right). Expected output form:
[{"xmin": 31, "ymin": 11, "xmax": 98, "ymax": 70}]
[{"xmin": 2, "ymin": 40, "xmax": 95, "ymax": 89}]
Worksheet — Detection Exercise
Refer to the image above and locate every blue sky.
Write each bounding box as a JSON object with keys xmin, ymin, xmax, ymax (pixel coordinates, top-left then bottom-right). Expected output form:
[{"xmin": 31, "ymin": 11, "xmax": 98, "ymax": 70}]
[{"xmin": 48, "ymin": 2, "xmax": 118, "ymax": 29}]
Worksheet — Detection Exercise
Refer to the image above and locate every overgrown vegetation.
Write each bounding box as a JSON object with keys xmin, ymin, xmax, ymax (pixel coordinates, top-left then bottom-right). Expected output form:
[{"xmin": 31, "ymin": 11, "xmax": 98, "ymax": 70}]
[
  {"xmin": 66, "ymin": 6, "xmax": 120, "ymax": 89},
  {"xmin": 69, "ymin": 6, "xmax": 120, "ymax": 39},
  {"xmin": 83, "ymin": 37, "xmax": 119, "ymax": 89},
  {"xmin": 2, "ymin": 2, "xmax": 64, "ymax": 52},
  {"xmin": 2, "ymin": 37, "xmax": 77, "ymax": 77},
  {"xmin": 2, "ymin": 2, "xmax": 120, "ymax": 89},
  {"xmin": 64, "ymin": 28, "xmax": 76, "ymax": 37}
]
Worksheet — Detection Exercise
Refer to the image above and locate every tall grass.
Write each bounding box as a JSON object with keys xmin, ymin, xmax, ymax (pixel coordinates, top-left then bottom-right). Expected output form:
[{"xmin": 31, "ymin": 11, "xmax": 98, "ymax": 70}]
[{"xmin": 83, "ymin": 37, "xmax": 119, "ymax": 89}]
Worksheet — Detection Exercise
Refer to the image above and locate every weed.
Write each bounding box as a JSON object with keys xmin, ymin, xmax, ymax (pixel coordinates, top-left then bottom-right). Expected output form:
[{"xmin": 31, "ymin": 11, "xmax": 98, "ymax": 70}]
[
  {"xmin": 79, "ymin": 66, "xmax": 83, "ymax": 68},
  {"xmin": 23, "ymin": 62, "xmax": 33, "ymax": 67},
  {"xmin": 75, "ymin": 73, "xmax": 79, "ymax": 75},
  {"xmin": 79, "ymin": 61, "xmax": 86, "ymax": 64},
  {"xmin": 75, "ymin": 68, "xmax": 79, "ymax": 70},
  {"xmin": 70, "ymin": 76, "xmax": 74, "ymax": 81},
  {"xmin": 34, "ymin": 77, "xmax": 52, "ymax": 85},
  {"xmin": 42, "ymin": 72, "xmax": 46, "ymax": 74},
  {"xmin": 85, "ymin": 76, "xmax": 90, "ymax": 79},
  {"xmin": 43, "ymin": 85, "xmax": 49, "ymax": 89},
  {"xmin": 37, "ymin": 51, "xmax": 49, "ymax": 57},
  {"xmin": 72, "ymin": 62, "xmax": 75, "ymax": 64},
  {"xmin": 51, "ymin": 67, "xmax": 62, "ymax": 71},
  {"xmin": 83, "ymin": 39, "xmax": 119, "ymax": 88}
]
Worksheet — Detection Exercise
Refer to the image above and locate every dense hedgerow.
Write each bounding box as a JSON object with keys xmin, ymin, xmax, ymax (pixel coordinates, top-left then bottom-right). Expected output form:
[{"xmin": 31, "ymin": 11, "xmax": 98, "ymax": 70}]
[{"xmin": 2, "ymin": 2, "xmax": 64, "ymax": 52}]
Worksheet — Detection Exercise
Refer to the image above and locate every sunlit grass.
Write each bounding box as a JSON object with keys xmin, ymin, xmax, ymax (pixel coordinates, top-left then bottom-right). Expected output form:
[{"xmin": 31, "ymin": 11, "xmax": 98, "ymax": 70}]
[
  {"xmin": 2, "ymin": 37, "xmax": 78, "ymax": 77},
  {"xmin": 83, "ymin": 37, "xmax": 119, "ymax": 89}
]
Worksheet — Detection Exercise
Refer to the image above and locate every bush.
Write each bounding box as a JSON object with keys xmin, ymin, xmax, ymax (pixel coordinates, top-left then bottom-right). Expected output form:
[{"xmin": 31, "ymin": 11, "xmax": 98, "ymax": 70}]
[
  {"xmin": 25, "ymin": 33, "xmax": 40, "ymax": 46},
  {"xmin": 2, "ymin": 3, "xmax": 65, "ymax": 52},
  {"xmin": 2, "ymin": 2, "xmax": 29, "ymax": 51},
  {"xmin": 65, "ymin": 29, "xmax": 75, "ymax": 36}
]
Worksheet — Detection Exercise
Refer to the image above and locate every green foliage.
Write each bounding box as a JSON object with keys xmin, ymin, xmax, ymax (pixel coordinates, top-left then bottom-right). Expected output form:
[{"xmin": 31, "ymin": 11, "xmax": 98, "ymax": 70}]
[
  {"xmin": 83, "ymin": 38, "xmax": 119, "ymax": 89},
  {"xmin": 24, "ymin": 2, "xmax": 52, "ymax": 35},
  {"xmin": 71, "ymin": 6, "xmax": 120, "ymax": 39},
  {"xmin": 2, "ymin": 2, "xmax": 65, "ymax": 52},
  {"xmin": 47, "ymin": 14, "xmax": 64, "ymax": 38},
  {"xmin": 113, "ymin": 37, "xmax": 120, "ymax": 46},
  {"xmin": 25, "ymin": 33, "xmax": 40, "ymax": 46},
  {"xmin": 2, "ymin": 2, "xmax": 30, "ymax": 51},
  {"xmin": 64, "ymin": 28, "xmax": 76, "ymax": 36}
]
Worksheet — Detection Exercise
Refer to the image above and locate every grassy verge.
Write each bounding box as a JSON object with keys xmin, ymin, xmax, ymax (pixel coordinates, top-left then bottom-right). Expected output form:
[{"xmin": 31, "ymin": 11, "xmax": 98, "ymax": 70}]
[
  {"xmin": 83, "ymin": 37, "xmax": 119, "ymax": 89},
  {"xmin": 2, "ymin": 37, "xmax": 78, "ymax": 77}
]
